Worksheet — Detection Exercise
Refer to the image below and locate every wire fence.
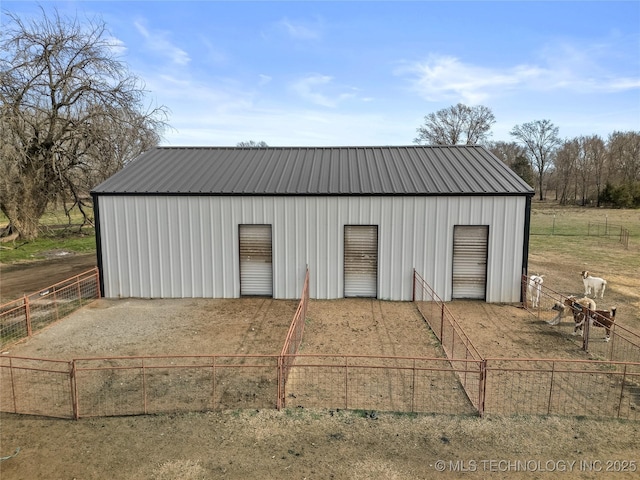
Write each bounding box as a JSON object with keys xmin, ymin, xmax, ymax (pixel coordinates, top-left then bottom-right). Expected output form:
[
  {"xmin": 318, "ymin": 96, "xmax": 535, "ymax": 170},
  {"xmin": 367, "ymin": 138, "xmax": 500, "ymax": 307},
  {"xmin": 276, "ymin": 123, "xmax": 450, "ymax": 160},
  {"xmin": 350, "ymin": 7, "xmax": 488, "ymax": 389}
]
[
  {"xmin": 1, "ymin": 269, "xmax": 639, "ymax": 420},
  {"xmin": 522, "ymin": 274, "xmax": 640, "ymax": 363},
  {"xmin": 278, "ymin": 267, "xmax": 309, "ymax": 408},
  {"xmin": 530, "ymin": 215, "xmax": 631, "ymax": 249},
  {"xmin": 588, "ymin": 222, "xmax": 630, "ymax": 249},
  {"xmin": 0, "ymin": 268, "xmax": 100, "ymax": 350},
  {"xmin": 483, "ymin": 358, "xmax": 640, "ymax": 419},
  {"xmin": 411, "ymin": 270, "xmax": 639, "ymax": 420}
]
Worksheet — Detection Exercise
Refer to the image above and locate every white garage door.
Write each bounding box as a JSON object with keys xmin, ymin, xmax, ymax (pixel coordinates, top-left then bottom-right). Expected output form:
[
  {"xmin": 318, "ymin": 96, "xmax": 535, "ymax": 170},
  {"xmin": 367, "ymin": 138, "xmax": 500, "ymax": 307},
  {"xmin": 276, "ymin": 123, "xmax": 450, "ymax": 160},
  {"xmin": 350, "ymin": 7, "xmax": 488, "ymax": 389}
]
[
  {"xmin": 344, "ymin": 225, "xmax": 378, "ymax": 298},
  {"xmin": 452, "ymin": 225, "xmax": 488, "ymax": 300},
  {"xmin": 239, "ymin": 225, "xmax": 273, "ymax": 296}
]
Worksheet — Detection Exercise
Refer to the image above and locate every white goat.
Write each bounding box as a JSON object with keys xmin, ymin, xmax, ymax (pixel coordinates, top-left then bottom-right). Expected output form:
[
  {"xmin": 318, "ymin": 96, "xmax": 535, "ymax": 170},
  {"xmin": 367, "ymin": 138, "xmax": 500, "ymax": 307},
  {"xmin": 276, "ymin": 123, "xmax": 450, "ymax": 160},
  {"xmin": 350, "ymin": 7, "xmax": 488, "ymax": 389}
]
[
  {"xmin": 527, "ymin": 274, "xmax": 544, "ymax": 308},
  {"xmin": 581, "ymin": 271, "xmax": 607, "ymax": 298}
]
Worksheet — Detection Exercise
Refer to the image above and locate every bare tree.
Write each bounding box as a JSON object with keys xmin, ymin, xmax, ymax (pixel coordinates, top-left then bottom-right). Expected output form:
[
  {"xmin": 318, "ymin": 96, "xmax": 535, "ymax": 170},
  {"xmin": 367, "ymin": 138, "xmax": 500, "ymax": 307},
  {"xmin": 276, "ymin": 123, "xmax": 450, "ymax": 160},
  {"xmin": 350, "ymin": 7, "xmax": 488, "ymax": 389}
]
[
  {"xmin": 236, "ymin": 140, "xmax": 268, "ymax": 147},
  {"xmin": 510, "ymin": 120, "xmax": 561, "ymax": 201},
  {"xmin": 414, "ymin": 103, "xmax": 495, "ymax": 146},
  {"xmin": 0, "ymin": 9, "xmax": 168, "ymax": 240},
  {"xmin": 575, "ymin": 137, "xmax": 594, "ymax": 205},
  {"xmin": 608, "ymin": 131, "xmax": 640, "ymax": 183},
  {"xmin": 582, "ymin": 135, "xmax": 607, "ymax": 206},
  {"xmin": 553, "ymin": 139, "xmax": 579, "ymax": 204},
  {"xmin": 487, "ymin": 140, "xmax": 534, "ymax": 186}
]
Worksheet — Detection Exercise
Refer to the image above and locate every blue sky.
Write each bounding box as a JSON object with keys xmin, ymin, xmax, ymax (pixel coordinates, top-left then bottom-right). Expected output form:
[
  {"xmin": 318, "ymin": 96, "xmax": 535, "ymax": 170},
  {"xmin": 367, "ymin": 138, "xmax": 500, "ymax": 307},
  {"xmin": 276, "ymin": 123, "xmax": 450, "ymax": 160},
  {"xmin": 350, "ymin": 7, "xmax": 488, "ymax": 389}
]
[{"xmin": 3, "ymin": 1, "xmax": 639, "ymax": 146}]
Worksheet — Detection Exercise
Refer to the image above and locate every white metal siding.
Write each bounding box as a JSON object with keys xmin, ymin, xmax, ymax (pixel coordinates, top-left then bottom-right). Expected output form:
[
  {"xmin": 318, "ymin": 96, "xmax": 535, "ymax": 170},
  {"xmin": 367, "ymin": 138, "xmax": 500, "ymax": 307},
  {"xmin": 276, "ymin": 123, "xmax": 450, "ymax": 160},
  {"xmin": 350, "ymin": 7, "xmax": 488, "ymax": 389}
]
[
  {"xmin": 239, "ymin": 225, "xmax": 273, "ymax": 296},
  {"xmin": 452, "ymin": 226, "xmax": 488, "ymax": 299},
  {"xmin": 97, "ymin": 195, "xmax": 526, "ymax": 302},
  {"xmin": 344, "ymin": 226, "xmax": 378, "ymax": 297}
]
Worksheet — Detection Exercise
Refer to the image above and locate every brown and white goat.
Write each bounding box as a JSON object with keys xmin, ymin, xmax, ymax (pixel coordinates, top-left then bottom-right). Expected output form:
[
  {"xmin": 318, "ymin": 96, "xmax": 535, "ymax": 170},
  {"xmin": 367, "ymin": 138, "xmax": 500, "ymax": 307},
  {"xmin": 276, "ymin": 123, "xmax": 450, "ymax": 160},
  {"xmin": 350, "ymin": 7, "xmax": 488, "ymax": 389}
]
[
  {"xmin": 548, "ymin": 296, "xmax": 596, "ymax": 337},
  {"xmin": 589, "ymin": 307, "xmax": 617, "ymax": 342}
]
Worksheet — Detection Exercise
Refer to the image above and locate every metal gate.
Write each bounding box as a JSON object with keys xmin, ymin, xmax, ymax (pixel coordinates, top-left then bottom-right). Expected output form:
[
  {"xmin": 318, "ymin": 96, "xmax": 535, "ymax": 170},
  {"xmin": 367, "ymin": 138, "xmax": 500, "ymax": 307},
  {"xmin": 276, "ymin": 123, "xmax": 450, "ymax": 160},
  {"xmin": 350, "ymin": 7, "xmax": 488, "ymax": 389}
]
[
  {"xmin": 239, "ymin": 225, "xmax": 273, "ymax": 296},
  {"xmin": 344, "ymin": 225, "xmax": 378, "ymax": 297},
  {"xmin": 452, "ymin": 225, "xmax": 488, "ymax": 299}
]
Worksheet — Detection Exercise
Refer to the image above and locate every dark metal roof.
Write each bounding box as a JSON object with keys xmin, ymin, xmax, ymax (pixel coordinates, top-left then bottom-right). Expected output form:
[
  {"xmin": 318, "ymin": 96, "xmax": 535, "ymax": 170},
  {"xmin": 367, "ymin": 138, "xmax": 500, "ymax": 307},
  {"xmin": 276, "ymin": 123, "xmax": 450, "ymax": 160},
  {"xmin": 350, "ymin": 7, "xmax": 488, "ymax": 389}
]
[{"xmin": 91, "ymin": 146, "xmax": 534, "ymax": 196}]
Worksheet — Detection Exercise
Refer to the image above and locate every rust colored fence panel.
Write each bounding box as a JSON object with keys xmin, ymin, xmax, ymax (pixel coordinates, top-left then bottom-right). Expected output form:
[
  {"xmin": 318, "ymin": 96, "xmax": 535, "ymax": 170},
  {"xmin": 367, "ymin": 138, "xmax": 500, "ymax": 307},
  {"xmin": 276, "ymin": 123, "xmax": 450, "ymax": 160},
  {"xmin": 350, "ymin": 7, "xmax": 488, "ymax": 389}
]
[
  {"xmin": 0, "ymin": 356, "xmax": 74, "ymax": 419},
  {"xmin": 484, "ymin": 358, "xmax": 640, "ymax": 420},
  {"xmin": 281, "ymin": 354, "xmax": 480, "ymax": 415},
  {"xmin": 72, "ymin": 355, "xmax": 280, "ymax": 418},
  {"xmin": 0, "ymin": 268, "xmax": 100, "ymax": 349},
  {"xmin": 413, "ymin": 270, "xmax": 484, "ymax": 412},
  {"xmin": 1, "ymin": 269, "xmax": 639, "ymax": 421},
  {"xmin": 278, "ymin": 268, "xmax": 309, "ymax": 408}
]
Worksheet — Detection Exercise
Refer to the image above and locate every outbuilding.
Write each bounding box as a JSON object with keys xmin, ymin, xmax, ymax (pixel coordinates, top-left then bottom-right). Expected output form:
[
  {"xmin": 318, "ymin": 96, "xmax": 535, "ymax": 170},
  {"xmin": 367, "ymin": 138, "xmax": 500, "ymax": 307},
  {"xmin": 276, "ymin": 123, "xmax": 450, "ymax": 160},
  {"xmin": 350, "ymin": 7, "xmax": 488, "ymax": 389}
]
[{"xmin": 91, "ymin": 146, "xmax": 534, "ymax": 302}]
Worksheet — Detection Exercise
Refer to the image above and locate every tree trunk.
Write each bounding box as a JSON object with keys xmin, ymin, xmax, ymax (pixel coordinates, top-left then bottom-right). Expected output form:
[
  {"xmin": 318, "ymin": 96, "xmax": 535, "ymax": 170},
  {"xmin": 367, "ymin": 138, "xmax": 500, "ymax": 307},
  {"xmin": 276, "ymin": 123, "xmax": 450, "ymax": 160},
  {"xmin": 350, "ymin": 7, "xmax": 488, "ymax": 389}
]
[
  {"xmin": 538, "ymin": 176, "xmax": 544, "ymax": 201},
  {"xmin": 0, "ymin": 167, "xmax": 52, "ymax": 241}
]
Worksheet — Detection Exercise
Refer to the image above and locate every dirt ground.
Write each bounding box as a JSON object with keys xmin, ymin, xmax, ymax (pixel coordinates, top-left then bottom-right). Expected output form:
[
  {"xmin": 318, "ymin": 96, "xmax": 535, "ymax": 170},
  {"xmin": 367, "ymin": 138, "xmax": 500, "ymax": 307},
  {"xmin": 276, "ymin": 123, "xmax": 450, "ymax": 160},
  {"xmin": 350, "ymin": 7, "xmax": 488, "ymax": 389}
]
[
  {"xmin": 1, "ymin": 296, "xmax": 639, "ymax": 480},
  {"xmin": 1, "ymin": 252, "xmax": 640, "ymax": 479},
  {"xmin": 0, "ymin": 252, "xmax": 97, "ymax": 303}
]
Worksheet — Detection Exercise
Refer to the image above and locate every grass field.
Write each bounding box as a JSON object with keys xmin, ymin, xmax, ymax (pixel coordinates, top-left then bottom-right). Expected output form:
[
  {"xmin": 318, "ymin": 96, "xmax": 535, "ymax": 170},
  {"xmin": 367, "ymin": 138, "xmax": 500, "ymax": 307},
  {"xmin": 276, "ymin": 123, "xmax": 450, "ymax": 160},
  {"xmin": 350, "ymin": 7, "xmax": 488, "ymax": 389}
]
[
  {"xmin": 528, "ymin": 203, "xmax": 640, "ymax": 273},
  {"xmin": 0, "ymin": 207, "xmax": 96, "ymax": 264}
]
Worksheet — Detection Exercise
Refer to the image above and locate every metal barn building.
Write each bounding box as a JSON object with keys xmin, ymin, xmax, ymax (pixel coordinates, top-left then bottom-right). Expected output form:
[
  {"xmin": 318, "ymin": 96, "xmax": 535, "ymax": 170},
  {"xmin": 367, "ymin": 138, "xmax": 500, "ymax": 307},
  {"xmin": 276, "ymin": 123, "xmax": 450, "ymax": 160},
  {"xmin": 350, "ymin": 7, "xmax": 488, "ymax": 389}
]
[{"xmin": 91, "ymin": 146, "xmax": 534, "ymax": 302}]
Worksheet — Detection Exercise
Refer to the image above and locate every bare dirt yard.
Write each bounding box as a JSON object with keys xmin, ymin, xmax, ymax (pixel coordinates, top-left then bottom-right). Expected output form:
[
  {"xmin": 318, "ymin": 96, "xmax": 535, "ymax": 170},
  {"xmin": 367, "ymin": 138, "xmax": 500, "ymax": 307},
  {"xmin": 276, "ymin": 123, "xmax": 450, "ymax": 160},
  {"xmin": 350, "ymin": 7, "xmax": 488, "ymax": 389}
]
[
  {"xmin": 0, "ymin": 252, "xmax": 96, "ymax": 303},
  {"xmin": 2, "ymin": 294, "xmax": 639, "ymax": 479}
]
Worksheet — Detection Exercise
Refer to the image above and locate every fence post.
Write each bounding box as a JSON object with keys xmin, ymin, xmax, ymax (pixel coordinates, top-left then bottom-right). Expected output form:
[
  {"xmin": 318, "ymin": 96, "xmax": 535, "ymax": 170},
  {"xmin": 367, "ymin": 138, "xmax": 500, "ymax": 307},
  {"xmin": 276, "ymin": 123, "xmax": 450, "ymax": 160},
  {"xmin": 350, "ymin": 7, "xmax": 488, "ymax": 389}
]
[
  {"xmin": 142, "ymin": 358, "xmax": 147, "ymax": 415},
  {"xmin": 70, "ymin": 360, "xmax": 79, "ymax": 420},
  {"xmin": 583, "ymin": 313, "xmax": 590, "ymax": 352},
  {"xmin": 411, "ymin": 358, "xmax": 416, "ymax": 413},
  {"xmin": 9, "ymin": 357, "xmax": 18, "ymax": 413},
  {"xmin": 547, "ymin": 361, "xmax": 556, "ymax": 415},
  {"xmin": 24, "ymin": 295, "xmax": 32, "ymax": 337},
  {"xmin": 608, "ymin": 324, "xmax": 615, "ymax": 361},
  {"xmin": 95, "ymin": 268, "xmax": 102, "ymax": 299},
  {"xmin": 412, "ymin": 269, "xmax": 416, "ymax": 302},
  {"xmin": 344, "ymin": 356, "xmax": 349, "ymax": 410},
  {"xmin": 53, "ymin": 288, "xmax": 59, "ymax": 321},
  {"xmin": 212, "ymin": 356, "xmax": 218, "ymax": 411},
  {"xmin": 617, "ymin": 364, "xmax": 627, "ymax": 418},
  {"xmin": 276, "ymin": 355, "xmax": 283, "ymax": 410},
  {"xmin": 478, "ymin": 359, "xmax": 486, "ymax": 417}
]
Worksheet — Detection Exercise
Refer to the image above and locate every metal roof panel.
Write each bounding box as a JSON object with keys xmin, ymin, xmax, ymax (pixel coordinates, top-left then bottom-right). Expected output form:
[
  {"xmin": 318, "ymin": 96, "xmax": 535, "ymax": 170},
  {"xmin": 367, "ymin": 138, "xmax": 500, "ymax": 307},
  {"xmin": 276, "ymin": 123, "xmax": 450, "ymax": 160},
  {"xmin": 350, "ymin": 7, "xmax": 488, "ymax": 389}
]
[{"xmin": 92, "ymin": 145, "xmax": 534, "ymax": 196}]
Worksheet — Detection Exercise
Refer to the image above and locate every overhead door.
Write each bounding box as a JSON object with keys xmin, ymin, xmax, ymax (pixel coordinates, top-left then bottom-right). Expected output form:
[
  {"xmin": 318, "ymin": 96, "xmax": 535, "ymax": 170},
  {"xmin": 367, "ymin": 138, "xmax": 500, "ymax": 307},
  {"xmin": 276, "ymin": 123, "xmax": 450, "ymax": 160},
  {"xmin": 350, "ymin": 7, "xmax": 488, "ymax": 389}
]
[
  {"xmin": 344, "ymin": 225, "xmax": 378, "ymax": 298},
  {"xmin": 239, "ymin": 225, "xmax": 273, "ymax": 296},
  {"xmin": 452, "ymin": 225, "xmax": 488, "ymax": 300}
]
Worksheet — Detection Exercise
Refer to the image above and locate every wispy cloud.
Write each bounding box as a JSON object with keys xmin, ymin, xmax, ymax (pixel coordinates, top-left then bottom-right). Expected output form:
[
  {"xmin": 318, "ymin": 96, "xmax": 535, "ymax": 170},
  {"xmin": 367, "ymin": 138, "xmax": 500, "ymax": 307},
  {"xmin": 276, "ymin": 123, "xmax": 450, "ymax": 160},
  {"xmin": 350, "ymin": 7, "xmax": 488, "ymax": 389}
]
[
  {"xmin": 291, "ymin": 74, "xmax": 357, "ymax": 107},
  {"xmin": 400, "ymin": 39, "xmax": 639, "ymax": 104},
  {"xmin": 106, "ymin": 35, "xmax": 127, "ymax": 57},
  {"xmin": 258, "ymin": 74, "xmax": 272, "ymax": 87},
  {"xmin": 278, "ymin": 17, "xmax": 322, "ymax": 40},
  {"xmin": 134, "ymin": 20, "xmax": 190, "ymax": 66}
]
